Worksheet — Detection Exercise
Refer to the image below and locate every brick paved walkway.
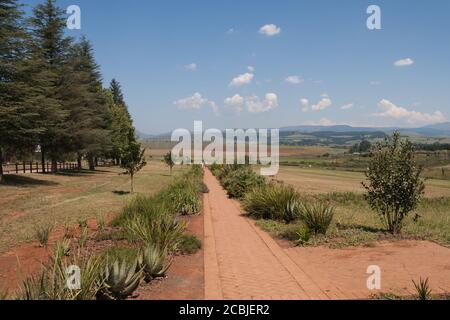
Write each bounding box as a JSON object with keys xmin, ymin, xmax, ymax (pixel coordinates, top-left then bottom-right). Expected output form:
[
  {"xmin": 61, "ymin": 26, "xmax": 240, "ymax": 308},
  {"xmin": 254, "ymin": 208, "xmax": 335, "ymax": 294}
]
[
  {"xmin": 203, "ymin": 169, "xmax": 450, "ymax": 300},
  {"xmin": 203, "ymin": 169, "xmax": 329, "ymax": 300}
]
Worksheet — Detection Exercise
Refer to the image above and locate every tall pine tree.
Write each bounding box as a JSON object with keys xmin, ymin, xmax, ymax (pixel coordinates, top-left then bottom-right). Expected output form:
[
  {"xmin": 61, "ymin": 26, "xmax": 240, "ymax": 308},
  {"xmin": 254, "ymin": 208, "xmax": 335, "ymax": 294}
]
[
  {"xmin": 27, "ymin": 0, "xmax": 72, "ymax": 173},
  {"xmin": 0, "ymin": 0, "xmax": 41, "ymax": 182},
  {"xmin": 64, "ymin": 37, "xmax": 110, "ymax": 170}
]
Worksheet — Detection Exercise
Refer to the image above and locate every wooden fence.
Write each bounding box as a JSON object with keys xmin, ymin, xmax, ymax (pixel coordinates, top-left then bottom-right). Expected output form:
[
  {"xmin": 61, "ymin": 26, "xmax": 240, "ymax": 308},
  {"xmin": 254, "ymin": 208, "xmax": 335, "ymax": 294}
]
[{"xmin": 1, "ymin": 161, "xmax": 79, "ymax": 175}]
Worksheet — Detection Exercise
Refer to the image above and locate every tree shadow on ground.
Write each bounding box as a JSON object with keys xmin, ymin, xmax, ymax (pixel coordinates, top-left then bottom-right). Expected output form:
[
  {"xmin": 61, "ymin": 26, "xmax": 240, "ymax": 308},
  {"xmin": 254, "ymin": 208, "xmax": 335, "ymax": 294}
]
[
  {"xmin": 112, "ymin": 190, "xmax": 130, "ymax": 196},
  {"xmin": 0, "ymin": 175, "xmax": 59, "ymax": 187}
]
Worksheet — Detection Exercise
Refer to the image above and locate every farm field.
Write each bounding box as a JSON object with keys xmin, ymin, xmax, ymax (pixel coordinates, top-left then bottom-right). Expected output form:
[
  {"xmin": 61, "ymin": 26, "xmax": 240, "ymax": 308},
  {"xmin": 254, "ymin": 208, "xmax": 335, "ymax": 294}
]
[
  {"xmin": 276, "ymin": 166, "xmax": 450, "ymax": 198},
  {"xmin": 0, "ymin": 160, "xmax": 177, "ymax": 255}
]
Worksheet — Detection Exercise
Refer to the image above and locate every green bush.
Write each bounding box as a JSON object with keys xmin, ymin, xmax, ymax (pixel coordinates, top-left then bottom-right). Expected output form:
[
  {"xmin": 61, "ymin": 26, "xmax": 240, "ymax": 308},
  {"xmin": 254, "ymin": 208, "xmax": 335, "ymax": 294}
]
[
  {"xmin": 221, "ymin": 166, "xmax": 266, "ymax": 199},
  {"xmin": 296, "ymin": 223, "xmax": 311, "ymax": 245},
  {"xmin": 363, "ymin": 132, "xmax": 425, "ymax": 234},
  {"xmin": 163, "ymin": 178, "xmax": 201, "ymax": 215},
  {"xmin": 299, "ymin": 203, "xmax": 335, "ymax": 235},
  {"xmin": 178, "ymin": 234, "xmax": 202, "ymax": 254},
  {"xmin": 243, "ymin": 183, "xmax": 301, "ymax": 222}
]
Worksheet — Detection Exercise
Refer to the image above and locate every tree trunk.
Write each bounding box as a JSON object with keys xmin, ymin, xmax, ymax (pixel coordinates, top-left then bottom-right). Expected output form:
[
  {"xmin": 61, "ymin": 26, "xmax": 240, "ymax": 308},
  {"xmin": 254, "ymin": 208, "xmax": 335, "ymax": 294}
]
[
  {"xmin": 170, "ymin": 166, "xmax": 173, "ymax": 176},
  {"xmin": 130, "ymin": 173, "xmax": 134, "ymax": 193},
  {"xmin": 77, "ymin": 153, "xmax": 82, "ymax": 170},
  {"xmin": 88, "ymin": 156, "xmax": 95, "ymax": 171},
  {"xmin": 41, "ymin": 148, "xmax": 46, "ymax": 174},
  {"xmin": 51, "ymin": 158, "xmax": 58, "ymax": 173}
]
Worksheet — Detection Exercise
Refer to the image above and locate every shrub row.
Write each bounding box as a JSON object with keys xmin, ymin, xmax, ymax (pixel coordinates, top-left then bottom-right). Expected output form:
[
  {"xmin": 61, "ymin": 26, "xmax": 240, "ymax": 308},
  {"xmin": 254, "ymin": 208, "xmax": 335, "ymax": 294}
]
[{"xmin": 212, "ymin": 164, "xmax": 266, "ymax": 199}]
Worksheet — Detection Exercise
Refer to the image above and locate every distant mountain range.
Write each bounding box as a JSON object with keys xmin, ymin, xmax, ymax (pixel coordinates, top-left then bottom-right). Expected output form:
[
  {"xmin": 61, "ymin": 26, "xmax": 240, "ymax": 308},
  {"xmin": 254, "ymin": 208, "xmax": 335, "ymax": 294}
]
[
  {"xmin": 280, "ymin": 122, "xmax": 450, "ymax": 137},
  {"xmin": 137, "ymin": 122, "xmax": 450, "ymax": 140}
]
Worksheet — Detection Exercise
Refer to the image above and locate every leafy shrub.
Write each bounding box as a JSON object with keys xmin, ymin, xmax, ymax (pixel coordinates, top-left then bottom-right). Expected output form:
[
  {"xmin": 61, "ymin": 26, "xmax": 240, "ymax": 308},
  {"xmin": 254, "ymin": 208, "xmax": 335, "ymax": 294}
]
[
  {"xmin": 199, "ymin": 182, "xmax": 209, "ymax": 194},
  {"xmin": 138, "ymin": 244, "xmax": 171, "ymax": 282},
  {"xmin": 363, "ymin": 132, "xmax": 425, "ymax": 234},
  {"xmin": 178, "ymin": 234, "xmax": 202, "ymax": 254},
  {"xmin": 124, "ymin": 215, "xmax": 186, "ymax": 252},
  {"xmin": 243, "ymin": 183, "xmax": 301, "ymax": 222},
  {"xmin": 163, "ymin": 179, "xmax": 201, "ymax": 215},
  {"xmin": 35, "ymin": 223, "xmax": 53, "ymax": 247},
  {"xmin": 299, "ymin": 203, "xmax": 335, "ymax": 235},
  {"xmin": 296, "ymin": 223, "xmax": 311, "ymax": 245},
  {"xmin": 221, "ymin": 166, "xmax": 266, "ymax": 199}
]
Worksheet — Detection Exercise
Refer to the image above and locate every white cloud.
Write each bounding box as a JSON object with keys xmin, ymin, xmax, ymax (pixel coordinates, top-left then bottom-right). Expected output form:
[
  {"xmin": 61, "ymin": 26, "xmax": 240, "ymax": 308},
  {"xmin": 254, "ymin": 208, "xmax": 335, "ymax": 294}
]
[
  {"xmin": 394, "ymin": 58, "xmax": 414, "ymax": 67},
  {"xmin": 246, "ymin": 93, "xmax": 278, "ymax": 113},
  {"xmin": 226, "ymin": 28, "xmax": 235, "ymax": 34},
  {"xmin": 311, "ymin": 98, "xmax": 332, "ymax": 111},
  {"xmin": 341, "ymin": 103, "xmax": 354, "ymax": 110},
  {"xmin": 184, "ymin": 63, "xmax": 197, "ymax": 71},
  {"xmin": 304, "ymin": 118, "xmax": 336, "ymax": 126},
  {"xmin": 300, "ymin": 98, "xmax": 309, "ymax": 112},
  {"xmin": 285, "ymin": 75, "xmax": 304, "ymax": 85},
  {"xmin": 247, "ymin": 66, "xmax": 255, "ymax": 73},
  {"xmin": 174, "ymin": 92, "xmax": 219, "ymax": 115},
  {"xmin": 259, "ymin": 24, "xmax": 281, "ymax": 36},
  {"xmin": 224, "ymin": 94, "xmax": 244, "ymax": 114},
  {"xmin": 375, "ymin": 99, "xmax": 446, "ymax": 125},
  {"xmin": 229, "ymin": 72, "xmax": 254, "ymax": 87}
]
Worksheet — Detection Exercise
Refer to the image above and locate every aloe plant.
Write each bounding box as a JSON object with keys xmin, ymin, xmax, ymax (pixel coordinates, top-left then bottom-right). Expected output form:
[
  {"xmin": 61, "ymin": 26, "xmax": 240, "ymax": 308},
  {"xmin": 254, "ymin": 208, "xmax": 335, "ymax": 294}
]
[
  {"xmin": 138, "ymin": 244, "xmax": 171, "ymax": 282},
  {"xmin": 413, "ymin": 278, "xmax": 432, "ymax": 300},
  {"xmin": 100, "ymin": 259, "xmax": 142, "ymax": 300}
]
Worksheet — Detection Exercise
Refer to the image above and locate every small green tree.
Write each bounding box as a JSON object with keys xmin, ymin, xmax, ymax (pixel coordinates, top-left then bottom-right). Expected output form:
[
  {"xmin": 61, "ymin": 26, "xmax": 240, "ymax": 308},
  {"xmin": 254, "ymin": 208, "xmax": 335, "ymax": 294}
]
[
  {"xmin": 363, "ymin": 132, "xmax": 425, "ymax": 234},
  {"xmin": 121, "ymin": 137, "xmax": 146, "ymax": 193},
  {"xmin": 163, "ymin": 152, "xmax": 174, "ymax": 176}
]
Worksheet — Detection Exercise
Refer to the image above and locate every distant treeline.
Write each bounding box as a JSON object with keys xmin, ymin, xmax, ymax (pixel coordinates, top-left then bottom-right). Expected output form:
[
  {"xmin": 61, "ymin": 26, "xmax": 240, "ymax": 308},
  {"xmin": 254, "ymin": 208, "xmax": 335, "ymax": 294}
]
[
  {"xmin": 414, "ymin": 143, "xmax": 450, "ymax": 152},
  {"xmin": 0, "ymin": 0, "xmax": 140, "ymax": 181}
]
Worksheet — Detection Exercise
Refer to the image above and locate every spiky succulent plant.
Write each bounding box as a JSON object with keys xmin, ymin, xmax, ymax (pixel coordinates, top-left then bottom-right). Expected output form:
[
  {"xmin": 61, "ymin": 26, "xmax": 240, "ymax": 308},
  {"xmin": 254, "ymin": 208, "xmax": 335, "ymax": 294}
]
[
  {"xmin": 100, "ymin": 259, "xmax": 142, "ymax": 300},
  {"xmin": 138, "ymin": 244, "xmax": 171, "ymax": 283}
]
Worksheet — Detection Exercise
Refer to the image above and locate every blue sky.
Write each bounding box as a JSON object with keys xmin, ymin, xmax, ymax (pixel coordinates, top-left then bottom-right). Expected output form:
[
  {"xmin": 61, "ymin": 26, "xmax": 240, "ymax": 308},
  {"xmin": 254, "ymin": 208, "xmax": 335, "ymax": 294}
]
[{"xmin": 23, "ymin": 0, "xmax": 450, "ymax": 133}]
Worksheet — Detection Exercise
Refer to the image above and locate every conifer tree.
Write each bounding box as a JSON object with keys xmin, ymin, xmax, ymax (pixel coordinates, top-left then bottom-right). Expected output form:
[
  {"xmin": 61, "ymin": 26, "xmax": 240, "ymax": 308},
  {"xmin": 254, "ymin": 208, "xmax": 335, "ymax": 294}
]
[
  {"xmin": 27, "ymin": 0, "xmax": 72, "ymax": 173},
  {"xmin": 0, "ymin": 0, "xmax": 41, "ymax": 182}
]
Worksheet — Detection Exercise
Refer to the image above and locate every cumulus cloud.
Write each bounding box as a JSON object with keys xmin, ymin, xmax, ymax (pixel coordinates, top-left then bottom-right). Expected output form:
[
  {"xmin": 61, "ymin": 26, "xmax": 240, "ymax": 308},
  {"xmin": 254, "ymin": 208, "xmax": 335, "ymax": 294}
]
[
  {"xmin": 300, "ymin": 98, "xmax": 310, "ymax": 112},
  {"xmin": 224, "ymin": 94, "xmax": 245, "ymax": 114},
  {"xmin": 375, "ymin": 99, "xmax": 446, "ymax": 125},
  {"xmin": 184, "ymin": 63, "xmax": 197, "ymax": 71},
  {"xmin": 311, "ymin": 98, "xmax": 332, "ymax": 111},
  {"xmin": 259, "ymin": 24, "xmax": 281, "ymax": 36},
  {"xmin": 341, "ymin": 103, "xmax": 354, "ymax": 110},
  {"xmin": 229, "ymin": 72, "xmax": 254, "ymax": 87},
  {"xmin": 300, "ymin": 96, "xmax": 332, "ymax": 112},
  {"xmin": 174, "ymin": 92, "xmax": 219, "ymax": 115},
  {"xmin": 246, "ymin": 93, "xmax": 278, "ymax": 113},
  {"xmin": 247, "ymin": 66, "xmax": 255, "ymax": 73},
  {"xmin": 285, "ymin": 75, "xmax": 304, "ymax": 85},
  {"xmin": 394, "ymin": 58, "xmax": 414, "ymax": 67}
]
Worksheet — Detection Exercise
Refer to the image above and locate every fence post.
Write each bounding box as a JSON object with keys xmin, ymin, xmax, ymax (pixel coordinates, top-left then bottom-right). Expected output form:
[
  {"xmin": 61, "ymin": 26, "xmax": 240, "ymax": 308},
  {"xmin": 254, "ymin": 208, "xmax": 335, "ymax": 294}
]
[
  {"xmin": 15, "ymin": 163, "xmax": 18, "ymax": 174},
  {"xmin": 36, "ymin": 162, "xmax": 38, "ymax": 173}
]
